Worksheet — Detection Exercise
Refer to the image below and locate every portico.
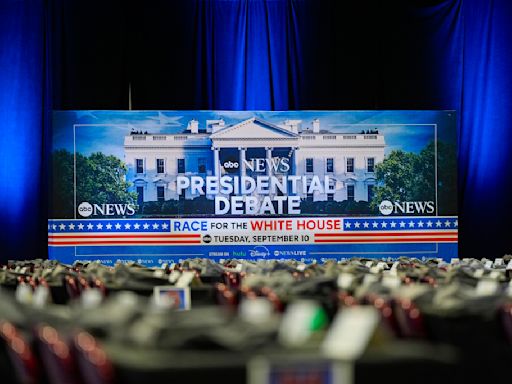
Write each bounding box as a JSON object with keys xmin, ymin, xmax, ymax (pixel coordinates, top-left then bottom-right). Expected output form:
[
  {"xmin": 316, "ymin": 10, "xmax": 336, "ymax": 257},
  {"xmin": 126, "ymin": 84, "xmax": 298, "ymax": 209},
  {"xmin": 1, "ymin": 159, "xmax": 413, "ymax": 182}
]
[{"xmin": 210, "ymin": 117, "xmax": 300, "ymax": 178}]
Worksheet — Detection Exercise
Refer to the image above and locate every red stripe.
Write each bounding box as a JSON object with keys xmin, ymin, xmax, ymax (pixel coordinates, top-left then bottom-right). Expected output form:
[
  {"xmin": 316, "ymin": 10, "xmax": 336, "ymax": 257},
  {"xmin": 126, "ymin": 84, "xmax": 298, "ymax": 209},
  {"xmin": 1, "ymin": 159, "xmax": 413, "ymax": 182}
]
[
  {"xmin": 48, "ymin": 233, "xmax": 200, "ymax": 239},
  {"xmin": 315, "ymin": 237, "xmax": 457, "ymax": 243},
  {"xmin": 315, "ymin": 231, "xmax": 458, "ymax": 237},
  {"xmin": 48, "ymin": 240, "xmax": 201, "ymax": 246}
]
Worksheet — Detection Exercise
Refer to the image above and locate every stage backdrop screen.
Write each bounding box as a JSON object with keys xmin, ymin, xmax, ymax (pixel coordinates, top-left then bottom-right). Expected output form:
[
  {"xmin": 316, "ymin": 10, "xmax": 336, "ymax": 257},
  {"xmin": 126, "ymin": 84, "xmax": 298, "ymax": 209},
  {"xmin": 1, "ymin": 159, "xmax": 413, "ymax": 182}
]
[{"xmin": 49, "ymin": 111, "xmax": 458, "ymax": 265}]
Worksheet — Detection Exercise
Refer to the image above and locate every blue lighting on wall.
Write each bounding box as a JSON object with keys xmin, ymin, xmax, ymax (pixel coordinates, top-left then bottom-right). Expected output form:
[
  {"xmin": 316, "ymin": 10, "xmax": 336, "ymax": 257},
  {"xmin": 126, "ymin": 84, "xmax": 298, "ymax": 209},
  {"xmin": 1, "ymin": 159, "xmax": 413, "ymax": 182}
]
[
  {"xmin": 0, "ymin": 0, "xmax": 511, "ymax": 260},
  {"xmin": 458, "ymin": 0, "xmax": 512, "ymax": 257},
  {"xmin": 0, "ymin": 0, "xmax": 45, "ymax": 258}
]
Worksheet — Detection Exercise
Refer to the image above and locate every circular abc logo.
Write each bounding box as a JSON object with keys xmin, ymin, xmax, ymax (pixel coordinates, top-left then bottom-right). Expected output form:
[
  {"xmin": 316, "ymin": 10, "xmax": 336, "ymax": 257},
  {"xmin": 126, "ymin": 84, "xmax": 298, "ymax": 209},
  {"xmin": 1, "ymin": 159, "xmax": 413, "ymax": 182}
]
[
  {"xmin": 202, "ymin": 234, "xmax": 212, "ymax": 244},
  {"xmin": 78, "ymin": 202, "xmax": 93, "ymax": 217},
  {"xmin": 222, "ymin": 158, "xmax": 239, "ymax": 173},
  {"xmin": 379, "ymin": 200, "xmax": 394, "ymax": 216}
]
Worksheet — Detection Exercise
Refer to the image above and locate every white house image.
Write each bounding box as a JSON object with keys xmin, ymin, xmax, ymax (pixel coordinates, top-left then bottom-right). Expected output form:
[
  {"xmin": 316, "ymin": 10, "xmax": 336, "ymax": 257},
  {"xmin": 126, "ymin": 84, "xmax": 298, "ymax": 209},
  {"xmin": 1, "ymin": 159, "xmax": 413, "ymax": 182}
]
[{"xmin": 124, "ymin": 117, "xmax": 385, "ymax": 206}]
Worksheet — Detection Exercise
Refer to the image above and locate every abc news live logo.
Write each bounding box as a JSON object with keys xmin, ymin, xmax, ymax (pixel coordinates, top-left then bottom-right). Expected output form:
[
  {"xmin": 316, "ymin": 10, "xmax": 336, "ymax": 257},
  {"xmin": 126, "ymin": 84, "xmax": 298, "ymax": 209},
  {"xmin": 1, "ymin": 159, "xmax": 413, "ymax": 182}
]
[
  {"xmin": 78, "ymin": 202, "xmax": 136, "ymax": 217},
  {"xmin": 379, "ymin": 200, "xmax": 435, "ymax": 215}
]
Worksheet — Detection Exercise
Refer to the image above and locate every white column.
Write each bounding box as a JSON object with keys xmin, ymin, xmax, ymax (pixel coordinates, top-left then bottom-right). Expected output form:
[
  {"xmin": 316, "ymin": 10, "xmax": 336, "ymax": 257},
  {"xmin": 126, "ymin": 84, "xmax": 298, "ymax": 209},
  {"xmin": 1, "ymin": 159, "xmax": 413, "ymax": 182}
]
[
  {"xmin": 292, "ymin": 147, "xmax": 301, "ymax": 175},
  {"xmin": 293, "ymin": 147, "xmax": 301, "ymax": 197},
  {"xmin": 266, "ymin": 147, "xmax": 273, "ymax": 176},
  {"xmin": 212, "ymin": 147, "xmax": 220, "ymax": 177},
  {"xmin": 238, "ymin": 147, "xmax": 246, "ymax": 177}
]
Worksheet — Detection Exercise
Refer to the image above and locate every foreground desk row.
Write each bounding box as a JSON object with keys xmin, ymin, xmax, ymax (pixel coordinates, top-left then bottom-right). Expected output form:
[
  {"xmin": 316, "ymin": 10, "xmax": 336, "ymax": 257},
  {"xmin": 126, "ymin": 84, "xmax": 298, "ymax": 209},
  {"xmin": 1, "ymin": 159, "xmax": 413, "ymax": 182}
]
[{"xmin": 0, "ymin": 257, "xmax": 511, "ymax": 384}]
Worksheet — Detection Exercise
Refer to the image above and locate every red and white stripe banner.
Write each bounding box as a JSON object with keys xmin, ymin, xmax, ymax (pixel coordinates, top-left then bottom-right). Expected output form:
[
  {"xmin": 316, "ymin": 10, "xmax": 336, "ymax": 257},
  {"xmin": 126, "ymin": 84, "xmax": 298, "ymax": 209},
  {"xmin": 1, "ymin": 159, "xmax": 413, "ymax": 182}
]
[
  {"xmin": 48, "ymin": 233, "xmax": 202, "ymax": 246},
  {"xmin": 314, "ymin": 231, "xmax": 458, "ymax": 243}
]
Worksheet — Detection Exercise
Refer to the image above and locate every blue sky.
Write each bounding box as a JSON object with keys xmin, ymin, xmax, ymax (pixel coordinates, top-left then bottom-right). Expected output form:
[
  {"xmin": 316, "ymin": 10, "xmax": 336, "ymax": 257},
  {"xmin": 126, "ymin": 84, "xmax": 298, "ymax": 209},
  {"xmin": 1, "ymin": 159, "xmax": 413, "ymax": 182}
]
[{"xmin": 53, "ymin": 110, "xmax": 456, "ymax": 159}]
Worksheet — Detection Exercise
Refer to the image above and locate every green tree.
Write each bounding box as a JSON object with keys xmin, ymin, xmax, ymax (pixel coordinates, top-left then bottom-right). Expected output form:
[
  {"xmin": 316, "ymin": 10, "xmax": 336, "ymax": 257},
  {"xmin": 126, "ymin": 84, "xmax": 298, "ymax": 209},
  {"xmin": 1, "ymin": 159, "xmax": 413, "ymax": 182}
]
[
  {"xmin": 411, "ymin": 141, "xmax": 436, "ymax": 202},
  {"xmin": 371, "ymin": 150, "xmax": 418, "ymax": 208},
  {"xmin": 436, "ymin": 141, "xmax": 457, "ymax": 214},
  {"xmin": 51, "ymin": 149, "xmax": 75, "ymax": 217},
  {"xmin": 77, "ymin": 152, "xmax": 137, "ymax": 207},
  {"xmin": 371, "ymin": 140, "xmax": 456, "ymax": 214},
  {"xmin": 51, "ymin": 149, "xmax": 136, "ymax": 217}
]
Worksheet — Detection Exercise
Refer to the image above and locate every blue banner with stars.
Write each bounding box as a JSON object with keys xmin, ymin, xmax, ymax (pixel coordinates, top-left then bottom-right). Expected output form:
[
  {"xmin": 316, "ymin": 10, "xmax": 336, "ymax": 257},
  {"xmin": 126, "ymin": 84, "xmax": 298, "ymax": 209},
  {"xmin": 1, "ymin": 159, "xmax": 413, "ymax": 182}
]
[{"xmin": 344, "ymin": 217, "xmax": 458, "ymax": 230}]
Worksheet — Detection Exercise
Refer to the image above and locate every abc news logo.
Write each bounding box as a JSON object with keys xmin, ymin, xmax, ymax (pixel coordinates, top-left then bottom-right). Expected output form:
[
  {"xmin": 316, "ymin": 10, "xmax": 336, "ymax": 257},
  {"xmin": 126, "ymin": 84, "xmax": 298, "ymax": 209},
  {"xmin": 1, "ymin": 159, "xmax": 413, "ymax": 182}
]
[
  {"xmin": 379, "ymin": 200, "xmax": 435, "ymax": 215},
  {"xmin": 222, "ymin": 157, "xmax": 291, "ymax": 174},
  {"xmin": 78, "ymin": 202, "xmax": 136, "ymax": 217}
]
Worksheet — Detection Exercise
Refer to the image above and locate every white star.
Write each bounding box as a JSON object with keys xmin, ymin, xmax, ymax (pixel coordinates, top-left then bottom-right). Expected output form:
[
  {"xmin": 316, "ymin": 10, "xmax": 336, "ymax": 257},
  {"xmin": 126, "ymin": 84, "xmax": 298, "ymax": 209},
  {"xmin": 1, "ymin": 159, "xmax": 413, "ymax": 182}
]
[
  {"xmin": 106, "ymin": 223, "xmax": 112, "ymax": 230},
  {"xmin": 408, "ymin": 221, "xmax": 415, "ymax": 228},
  {"xmin": 96, "ymin": 223, "xmax": 103, "ymax": 230},
  {"xmin": 390, "ymin": 221, "xmax": 397, "ymax": 228},
  {"xmin": 444, "ymin": 220, "xmax": 451, "ymax": 227},
  {"xmin": 454, "ymin": 220, "xmax": 458, "ymax": 227},
  {"xmin": 372, "ymin": 221, "xmax": 379, "ymax": 228},
  {"xmin": 68, "ymin": 223, "xmax": 75, "ymax": 230},
  {"xmin": 152, "ymin": 223, "xmax": 159, "ymax": 229},
  {"xmin": 161, "ymin": 223, "xmax": 169, "ymax": 230},
  {"xmin": 399, "ymin": 221, "xmax": 406, "ymax": 228},
  {"xmin": 124, "ymin": 223, "xmax": 131, "ymax": 229},
  {"xmin": 354, "ymin": 222, "xmax": 360, "ymax": 228},
  {"xmin": 436, "ymin": 220, "xmax": 442, "ymax": 227},
  {"xmin": 381, "ymin": 221, "xmax": 388, "ymax": 228},
  {"xmin": 47, "ymin": 224, "xmax": 50, "ymax": 230},
  {"xmin": 115, "ymin": 223, "xmax": 121, "ymax": 230},
  {"xmin": 345, "ymin": 222, "xmax": 352, "ymax": 228},
  {"xmin": 143, "ymin": 223, "xmax": 150, "ymax": 229},
  {"xmin": 87, "ymin": 223, "xmax": 93, "ymax": 230},
  {"xmin": 59, "ymin": 224, "xmax": 66, "ymax": 230},
  {"xmin": 418, "ymin": 221, "xmax": 424, "ymax": 228},
  {"xmin": 148, "ymin": 112, "xmax": 183, "ymax": 126},
  {"xmin": 427, "ymin": 221, "xmax": 433, "ymax": 227},
  {"xmin": 78, "ymin": 223, "xmax": 84, "ymax": 230},
  {"xmin": 52, "ymin": 224, "xmax": 57, "ymax": 231},
  {"xmin": 133, "ymin": 223, "xmax": 140, "ymax": 229}
]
